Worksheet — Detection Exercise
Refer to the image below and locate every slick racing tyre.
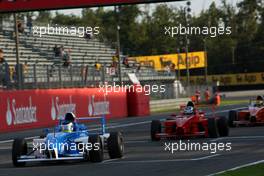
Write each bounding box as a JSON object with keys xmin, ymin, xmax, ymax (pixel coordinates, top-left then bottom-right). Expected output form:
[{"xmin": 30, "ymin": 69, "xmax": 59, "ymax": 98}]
[
  {"xmin": 250, "ymin": 116, "xmax": 257, "ymax": 123},
  {"xmin": 89, "ymin": 135, "xmax": 104, "ymax": 162},
  {"xmin": 228, "ymin": 110, "xmax": 237, "ymax": 127},
  {"xmin": 12, "ymin": 138, "xmax": 28, "ymax": 167},
  {"xmin": 107, "ymin": 132, "xmax": 124, "ymax": 159},
  {"xmin": 39, "ymin": 133, "xmax": 46, "ymax": 139},
  {"xmin": 207, "ymin": 118, "xmax": 219, "ymax": 138},
  {"xmin": 217, "ymin": 116, "xmax": 229, "ymax": 137},
  {"xmin": 151, "ymin": 120, "xmax": 161, "ymax": 141}
]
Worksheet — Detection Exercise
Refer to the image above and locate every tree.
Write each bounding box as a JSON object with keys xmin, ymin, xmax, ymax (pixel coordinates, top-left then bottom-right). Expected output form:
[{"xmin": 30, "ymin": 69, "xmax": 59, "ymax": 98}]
[
  {"xmin": 52, "ymin": 12, "xmax": 82, "ymax": 26},
  {"xmin": 236, "ymin": 0, "xmax": 262, "ymax": 63},
  {"xmin": 35, "ymin": 11, "xmax": 52, "ymax": 24}
]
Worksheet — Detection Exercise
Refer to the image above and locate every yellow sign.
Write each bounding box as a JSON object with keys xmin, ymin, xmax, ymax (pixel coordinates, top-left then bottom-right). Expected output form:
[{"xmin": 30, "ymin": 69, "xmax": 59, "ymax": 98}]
[
  {"xmin": 180, "ymin": 72, "xmax": 264, "ymax": 86},
  {"xmin": 129, "ymin": 51, "xmax": 206, "ymax": 71}
]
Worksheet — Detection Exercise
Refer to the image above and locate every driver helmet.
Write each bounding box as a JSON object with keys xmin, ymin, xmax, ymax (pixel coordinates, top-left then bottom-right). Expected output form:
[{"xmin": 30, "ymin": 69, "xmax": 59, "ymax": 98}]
[
  {"xmin": 61, "ymin": 121, "xmax": 74, "ymax": 133},
  {"xmin": 256, "ymin": 100, "xmax": 263, "ymax": 107},
  {"xmin": 64, "ymin": 112, "xmax": 76, "ymax": 122},
  {"xmin": 256, "ymin": 96, "xmax": 264, "ymax": 106},
  {"xmin": 184, "ymin": 106, "xmax": 194, "ymax": 115}
]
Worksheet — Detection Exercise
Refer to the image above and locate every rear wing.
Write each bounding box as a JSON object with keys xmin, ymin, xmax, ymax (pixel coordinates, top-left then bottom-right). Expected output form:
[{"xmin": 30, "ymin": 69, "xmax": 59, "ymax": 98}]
[
  {"xmin": 76, "ymin": 116, "xmax": 106, "ymax": 134},
  {"xmin": 57, "ymin": 116, "xmax": 106, "ymax": 134}
]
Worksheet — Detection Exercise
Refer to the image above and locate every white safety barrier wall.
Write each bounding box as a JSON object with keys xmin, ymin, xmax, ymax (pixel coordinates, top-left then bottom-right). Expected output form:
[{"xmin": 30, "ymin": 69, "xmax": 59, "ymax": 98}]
[{"xmin": 150, "ymin": 98, "xmax": 190, "ymax": 112}]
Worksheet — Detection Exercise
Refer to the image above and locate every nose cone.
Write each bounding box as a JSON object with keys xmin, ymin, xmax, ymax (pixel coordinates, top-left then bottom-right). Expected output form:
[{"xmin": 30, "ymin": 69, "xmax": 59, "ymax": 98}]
[
  {"xmin": 46, "ymin": 133, "xmax": 69, "ymax": 154},
  {"xmin": 175, "ymin": 117, "xmax": 189, "ymax": 127}
]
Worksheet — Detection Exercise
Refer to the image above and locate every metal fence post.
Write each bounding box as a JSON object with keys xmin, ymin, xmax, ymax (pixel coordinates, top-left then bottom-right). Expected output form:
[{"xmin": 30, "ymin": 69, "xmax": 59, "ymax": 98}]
[
  {"xmin": 92, "ymin": 67, "xmax": 95, "ymax": 86},
  {"xmin": 14, "ymin": 13, "xmax": 22, "ymax": 90},
  {"xmin": 33, "ymin": 64, "xmax": 37, "ymax": 88},
  {"xmin": 59, "ymin": 65, "xmax": 62, "ymax": 88},
  {"xmin": 101, "ymin": 64, "xmax": 105, "ymax": 84},
  {"xmin": 84, "ymin": 65, "xmax": 88, "ymax": 86},
  {"xmin": 19, "ymin": 64, "xmax": 24, "ymax": 89},
  {"xmin": 81, "ymin": 65, "xmax": 84, "ymax": 87},
  {"xmin": 46, "ymin": 65, "xmax": 50, "ymax": 88},
  {"xmin": 70, "ymin": 65, "xmax": 73, "ymax": 87}
]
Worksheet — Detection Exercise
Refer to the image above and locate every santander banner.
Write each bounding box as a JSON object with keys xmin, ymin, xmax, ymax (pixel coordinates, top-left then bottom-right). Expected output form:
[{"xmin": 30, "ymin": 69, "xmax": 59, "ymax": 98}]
[
  {"xmin": 0, "ymin": 88, "xmax": 127, "ymax": 133},
  {"xmin": 0, "ymin": 0, "xmax": 183, "ymax": 12}
]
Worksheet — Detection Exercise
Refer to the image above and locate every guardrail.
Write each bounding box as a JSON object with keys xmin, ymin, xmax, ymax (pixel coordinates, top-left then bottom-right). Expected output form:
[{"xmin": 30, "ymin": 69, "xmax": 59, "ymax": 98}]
[{"xmin": 0, "ymin": 63, "xmax": 176, "ymax": 90}]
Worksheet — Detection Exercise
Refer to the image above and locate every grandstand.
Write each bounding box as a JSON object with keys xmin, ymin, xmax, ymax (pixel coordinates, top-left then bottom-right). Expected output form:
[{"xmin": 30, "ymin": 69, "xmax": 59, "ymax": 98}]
[
  {"xmin": 0, "ymin": 23, "xmax": 175, "ymax": 90},
  {"xmin": 1, "ymin": 26, "xmax": 116, "ymax": 66}
]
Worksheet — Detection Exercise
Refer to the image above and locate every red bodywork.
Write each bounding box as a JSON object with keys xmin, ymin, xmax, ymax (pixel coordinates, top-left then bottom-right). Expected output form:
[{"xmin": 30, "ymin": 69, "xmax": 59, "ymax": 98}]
[
  {"xmin": 156, "ymin": 110, "xmax": 210, "ymax": 139},
  {"xmin": 231, "ymin": 95, "xmax": 264, "ymax": 126},
  {"xmin": 234, "ymin": 107, "xmax": 264, "ymax": 126}
]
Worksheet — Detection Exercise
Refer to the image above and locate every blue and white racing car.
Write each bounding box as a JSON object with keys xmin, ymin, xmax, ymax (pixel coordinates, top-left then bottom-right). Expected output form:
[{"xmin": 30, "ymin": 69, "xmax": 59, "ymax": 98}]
[{"xmin": 12, "ymin": 113, "xmax": 124, "ymax": 167}]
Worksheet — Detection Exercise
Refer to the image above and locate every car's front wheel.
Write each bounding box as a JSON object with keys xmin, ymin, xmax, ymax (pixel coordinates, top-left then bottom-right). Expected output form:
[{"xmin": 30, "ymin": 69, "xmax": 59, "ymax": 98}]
[
  {"xmin": 12, "ymin": 138, "xmax": 27, "ymax": 167},
  {"xmin": 217, "ymin": 116, "xmax": 229, "ymax": 137},
  {"xmin": 151, "ymin": 120, "xmax": 161, "ymax": 141},
  {"xmin": 89, "ymin": 135, "xmax": 104, "ymax": 162},
  {"xmin": 107, "ymin": 132, "xmax": 124, "ymax": 159},
  {"xmin": 228, "ymin": 110, "xmax": 237, "ymax": 127},
  {"xmin": 207, "ymin": 118, "xmax": 219, "ymax": 138}
]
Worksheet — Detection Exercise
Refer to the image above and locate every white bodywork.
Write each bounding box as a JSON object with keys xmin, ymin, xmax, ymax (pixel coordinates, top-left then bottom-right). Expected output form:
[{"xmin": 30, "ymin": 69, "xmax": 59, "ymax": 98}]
[{"xmin": 18, "ymin": 133, "xmax": 111, "ymax": 163}]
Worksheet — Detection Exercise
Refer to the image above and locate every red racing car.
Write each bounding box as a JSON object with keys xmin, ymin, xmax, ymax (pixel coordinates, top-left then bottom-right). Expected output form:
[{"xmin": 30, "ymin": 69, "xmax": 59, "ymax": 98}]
[
  {"xmin": 228, "ymin": 95, "xmax": 264, "ymax": 127},
  {"xmin": 151, "ymin": 102, "xmax": 229, "ymax": 141}
]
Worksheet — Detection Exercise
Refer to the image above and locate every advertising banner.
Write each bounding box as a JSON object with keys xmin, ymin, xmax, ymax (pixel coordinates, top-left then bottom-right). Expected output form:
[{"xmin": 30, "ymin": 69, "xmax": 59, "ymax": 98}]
[
  {"xmin": 0, "ymin": 0, "xmax": 184, "ymax": 12},
  {"xmin": 130, "ymin": 51, "xmax": 206, "ymax": 71},
  {"xmin": 0, "ymin": 88, "xmax": 127, "ymax": 132},
  {"xmin": 180, "ymin": 72, "xmax": 264, "ymax": 86}
]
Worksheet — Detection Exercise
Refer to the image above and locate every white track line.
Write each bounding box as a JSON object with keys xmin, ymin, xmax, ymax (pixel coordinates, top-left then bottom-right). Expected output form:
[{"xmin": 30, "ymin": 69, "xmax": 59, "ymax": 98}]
[
  {"xmin": 207, "ymin": 159, "xmax": 264, "ymax": 176},
  {"xmin": 102, "ymin": 154, "xmax": 220, "ymax": 164},
  {"xmin": 106, "ymin": 121, "xmax": 151, "ymax": 129},
  {"xmin": 125, "ymin": 140, "xmax": 150, "ymax": 144},
  {"xmin": 0, "ymin": 147, "xmax": 11, "ymax": 150},
  {"xmin": 0, "ymin": 106, "xmax": 247, "ymax": 144},
  {"xmin": 192, "ymin": 154, "xmax": 220, "ymax": 161},
  {"xmin": 0, "ymin": 140, "xmax": 13, "ymax": 144},
  {"xmin": 206, "ymin": 107, "xmax": 246, "ymax": 115},
  {"xmin": 102, "ymin": 157, "xmax": 126, "ymax": 163},
  {"xmin": 211, "ymin": 135, "xmax": 264, "ymax": 142},
  {"xmin": 0, "ymin": 136, "xmax": 39, "ymax": 144}
]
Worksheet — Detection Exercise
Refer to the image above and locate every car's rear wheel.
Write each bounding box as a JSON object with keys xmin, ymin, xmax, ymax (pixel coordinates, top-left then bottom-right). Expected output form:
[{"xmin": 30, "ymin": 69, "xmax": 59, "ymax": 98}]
[
  {"xmin": 217, "ymin": 116, "xmax": 229, "ymax": 137},
  {"xmin": 151, "ymin": 120, "xmax": 161, "ymax": 141},
  {"xmin": 12, "ymin": 138, "xmax": 27, "ymax": 167},
  {"xmin": 89, "ymin": 135, "xmax": 104, "ymax": 162},
  {"xmin": 228, "ymin": 110, "xmax": 237, "ymax": 127},
  {"xmin": 207, "ymin": 118, "xmax": 219, "ymax": 138},
  {"xmin": 107, "ymin": 132, "xmax": 124, "ymax": 159},
  {"xmin": 250, "ymin": 116, "xmax": 257, "ymax": 123},
  {"xmin": 39, "ymin": 133, "xmax": 46, "ymax": 139},
  {"xmin": 197, "ymin": 122, "xmax": 205, "ymax": 132}
]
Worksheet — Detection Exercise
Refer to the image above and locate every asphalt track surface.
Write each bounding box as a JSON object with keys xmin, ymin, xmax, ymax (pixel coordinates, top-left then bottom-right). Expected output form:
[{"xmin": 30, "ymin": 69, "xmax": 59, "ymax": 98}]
[{"xmin": 0, "ymin": 103, "xmax": 264, "ymax": 176}]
